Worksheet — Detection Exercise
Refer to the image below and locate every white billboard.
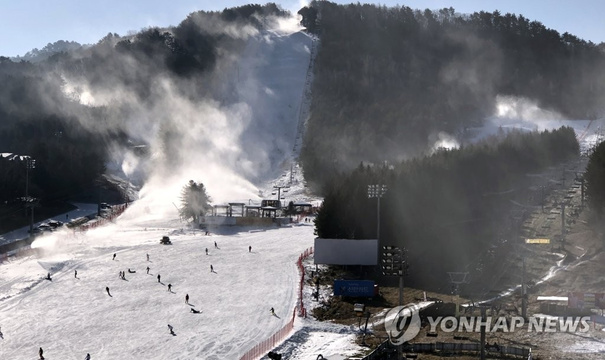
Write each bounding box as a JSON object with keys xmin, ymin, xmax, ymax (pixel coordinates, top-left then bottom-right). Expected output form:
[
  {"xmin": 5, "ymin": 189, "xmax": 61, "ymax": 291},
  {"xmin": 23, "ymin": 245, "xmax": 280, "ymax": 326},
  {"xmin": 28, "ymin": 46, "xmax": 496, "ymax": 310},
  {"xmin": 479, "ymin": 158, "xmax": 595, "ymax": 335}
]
[{"xmin": 314, "ymin": 238, "xmax": 378, "ymax": 265}]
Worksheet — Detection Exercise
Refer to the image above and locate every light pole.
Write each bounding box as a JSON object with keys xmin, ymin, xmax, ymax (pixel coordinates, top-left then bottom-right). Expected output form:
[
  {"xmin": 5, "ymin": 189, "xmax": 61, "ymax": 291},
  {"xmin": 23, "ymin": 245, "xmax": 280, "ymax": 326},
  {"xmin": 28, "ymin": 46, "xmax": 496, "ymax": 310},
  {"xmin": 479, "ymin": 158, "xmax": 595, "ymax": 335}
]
[
  {"xmin": 382, "ymin": 245, "xmax": 406, "ymax": 359},
  {"xmin": 368, "ymin": 184, "xmax": 387, "ymax": 241},
  {"xmin": 25, "ymin": 157, "xmax": 36, "ymax": 219}
]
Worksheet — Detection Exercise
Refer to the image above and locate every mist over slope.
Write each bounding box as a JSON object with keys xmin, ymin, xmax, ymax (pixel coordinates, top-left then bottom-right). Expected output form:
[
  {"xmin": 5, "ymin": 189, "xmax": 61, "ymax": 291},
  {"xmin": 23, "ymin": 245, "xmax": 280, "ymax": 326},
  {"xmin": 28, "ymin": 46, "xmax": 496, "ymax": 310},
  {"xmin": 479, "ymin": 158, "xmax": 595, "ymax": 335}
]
[
  {"xmin": 299, "ymin": 1, "xmax": 605, "ymax": 190},
  {"xmin": 0, "ymin": 5, "xmax": 314, "ymax": 222}
]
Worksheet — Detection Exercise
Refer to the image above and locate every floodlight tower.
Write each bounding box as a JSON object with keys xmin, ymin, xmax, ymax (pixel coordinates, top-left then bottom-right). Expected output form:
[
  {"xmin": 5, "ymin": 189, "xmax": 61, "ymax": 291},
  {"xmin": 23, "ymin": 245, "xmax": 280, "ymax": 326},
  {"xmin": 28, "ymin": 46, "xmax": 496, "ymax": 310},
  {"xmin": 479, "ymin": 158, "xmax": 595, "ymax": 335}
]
[{"xmin": 368, "ymin": 184, "xmax": 387, "ymax": 241}]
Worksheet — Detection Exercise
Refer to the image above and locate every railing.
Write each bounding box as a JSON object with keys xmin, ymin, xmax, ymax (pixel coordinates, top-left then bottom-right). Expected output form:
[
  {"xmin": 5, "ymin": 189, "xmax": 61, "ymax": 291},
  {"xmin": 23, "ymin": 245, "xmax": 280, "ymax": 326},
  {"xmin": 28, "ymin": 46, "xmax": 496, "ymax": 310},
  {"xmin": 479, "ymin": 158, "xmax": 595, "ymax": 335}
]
[
  {"xmin": 297, "ymin": 247, "xmax": 314, "ymax": 317},
  {"xmin": 75, "ymin": 204, "xmax": 128, "ymax": 232},
  {"xmin": 239, "ymin": 246, "xmax": 314, "ymax": 360},
  {"xmin": 360, "ymin": 340, "xmax": 531, "ymax": 359}
]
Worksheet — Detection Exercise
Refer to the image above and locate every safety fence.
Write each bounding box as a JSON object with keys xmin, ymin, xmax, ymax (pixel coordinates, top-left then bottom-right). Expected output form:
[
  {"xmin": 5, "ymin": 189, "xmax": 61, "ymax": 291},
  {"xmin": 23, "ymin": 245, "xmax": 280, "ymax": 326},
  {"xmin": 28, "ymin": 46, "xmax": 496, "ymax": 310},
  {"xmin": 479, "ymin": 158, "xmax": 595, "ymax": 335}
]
[
  {"xmin": 239, "ymin": 246, "xmax": 314, "ymax": 360},
  {"xmin": 0, "ymin": 204, "xmax": 128, "ymax": 265},
  {"xmin": 75, "ymin": 204, "xmax": 128, "ymax": 232},
  {"xmin": 361, "ymin": 340, "xmax": 531, "ymax": 359},
  {"xmin": 297, "ymin": 246, "xmax": 314, "ymax": 317},
  {"xmin": 403, "ymin": 342, "xmax": 531, "ymax": 357}
]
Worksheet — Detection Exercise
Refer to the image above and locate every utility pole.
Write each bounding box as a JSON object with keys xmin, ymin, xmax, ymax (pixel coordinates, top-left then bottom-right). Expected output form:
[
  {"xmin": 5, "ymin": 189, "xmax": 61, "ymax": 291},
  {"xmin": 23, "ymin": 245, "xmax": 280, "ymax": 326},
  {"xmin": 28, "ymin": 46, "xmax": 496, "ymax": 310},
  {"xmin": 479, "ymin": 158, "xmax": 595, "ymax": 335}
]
[
  {"xmin": 561, "ymin": 202, "xmax": 566, "ymax": 248},
  {"xmin": 25, "ymin": 157, "xmax": 35, "ymax": 217},
  {"xmin": 480, "ymin": 306, "xmax": 487, "ymax": 360},
  {"xmin": 581, "ymin": 177, "xmax": 585, "ymax": 208},
  {"xmin": 381, "ymin": 245, "xmax": 406, "ymax": 360},
  {"xmin": 522, "ymin": 253, "xmax": 527, "ymax": 319}
]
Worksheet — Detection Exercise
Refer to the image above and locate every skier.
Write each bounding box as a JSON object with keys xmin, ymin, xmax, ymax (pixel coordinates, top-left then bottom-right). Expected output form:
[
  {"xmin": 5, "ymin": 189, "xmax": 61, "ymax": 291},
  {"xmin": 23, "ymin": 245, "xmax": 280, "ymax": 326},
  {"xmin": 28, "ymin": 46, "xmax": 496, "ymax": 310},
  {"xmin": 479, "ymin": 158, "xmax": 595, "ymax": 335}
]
[
  {"xmin": 85, "ymin": 353, "xmax": 91, "ymax": 360},
  {"xmin": 146, "ymin": 253, "xmax": 150, "ymax": 262},
  {"xmin": 270, "ymin": 307, "xmax": 275, "ymax": 315},
  {"xmin": 39, "ymin": 347, "xmax": 44, "ymax": 360},
  {"xmin": 214, "ymin": 241, "xmax": 218, "ymax": 249},
  {"xmin": 46, "ymin": 272, "xmax": 52, "ymax": 281},
  {"xmin": 146, "ymin": 266, "xmax": 150, "ymax": 274},
  {"xmin": 167, "ymin": 324, "xmax": 175, "ymax": 335},
  {"xmin": 106, "ymin": 286, "xmax": 111, "ymax": 297},
  {"xmin": 210, "ymin": 264, "xmax": 214, "ymax": 273},
  {"xmin": 157, "ymin": 274, "xmax": 161, "ymax": 283},
  {"xmin": 185, "ymin": 294, "xmax": 189, "ymax": 304},
  {"xmin": 112, "ymin": 253, "xmax": 116, "ymax": 260},
  {"xmin": 205, "ymin": 248, "xmax": 208, "ymax": 255},
  {"xmin": 249, "ymin": 245, "xmax": 252, "ymax": 253},
  {"xmin": 168, "ymin": 284, "xmax": 172, "ymax": 292},
  {"xmin": 75, "ymin": 269, "xmax": 78, "ymax": 278}
]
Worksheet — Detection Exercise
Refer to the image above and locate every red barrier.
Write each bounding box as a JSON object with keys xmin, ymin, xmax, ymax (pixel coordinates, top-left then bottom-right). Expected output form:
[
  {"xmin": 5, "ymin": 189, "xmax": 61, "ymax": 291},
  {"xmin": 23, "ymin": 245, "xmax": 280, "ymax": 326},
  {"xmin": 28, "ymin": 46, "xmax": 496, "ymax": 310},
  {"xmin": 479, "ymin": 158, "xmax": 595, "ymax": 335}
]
[{"xmin": 239, "ymin": 246, "xmax": 314, "ymax": 360}]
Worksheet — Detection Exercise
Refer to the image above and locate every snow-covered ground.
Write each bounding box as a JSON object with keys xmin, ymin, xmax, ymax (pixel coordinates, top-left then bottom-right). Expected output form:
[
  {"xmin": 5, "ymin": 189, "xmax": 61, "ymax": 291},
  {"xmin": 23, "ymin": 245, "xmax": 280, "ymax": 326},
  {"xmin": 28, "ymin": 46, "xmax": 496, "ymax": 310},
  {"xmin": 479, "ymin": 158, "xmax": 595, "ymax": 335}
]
[
  {"xmin": 0, "ymin": 20, "xmax": 360, "ymax": 360},
  {"xmin": 2, "ymin": 12, "xmax": 605, "ymax": 360}
]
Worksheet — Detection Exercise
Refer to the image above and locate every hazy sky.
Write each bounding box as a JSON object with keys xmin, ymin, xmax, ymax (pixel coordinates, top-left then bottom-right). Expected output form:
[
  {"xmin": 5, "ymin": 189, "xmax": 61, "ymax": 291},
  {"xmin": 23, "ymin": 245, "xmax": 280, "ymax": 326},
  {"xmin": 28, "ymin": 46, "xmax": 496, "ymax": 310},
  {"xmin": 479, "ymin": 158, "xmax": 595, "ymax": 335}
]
[{"xmin": 1, "ymin": 0, "xmax": 604, "ymax": 57}]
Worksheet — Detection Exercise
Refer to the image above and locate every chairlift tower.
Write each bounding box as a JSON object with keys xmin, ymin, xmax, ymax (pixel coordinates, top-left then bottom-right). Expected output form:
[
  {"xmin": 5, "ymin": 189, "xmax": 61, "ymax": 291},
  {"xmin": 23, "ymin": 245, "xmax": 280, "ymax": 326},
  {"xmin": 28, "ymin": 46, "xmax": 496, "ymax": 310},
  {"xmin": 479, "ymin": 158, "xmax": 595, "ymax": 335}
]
[
  {"xmin": 272, "ymin": 185, "xmax": 289, "ymax": 207},
  {"xmin": 447, "ymin": 271, "xmax": 469, "ymax": 317}
]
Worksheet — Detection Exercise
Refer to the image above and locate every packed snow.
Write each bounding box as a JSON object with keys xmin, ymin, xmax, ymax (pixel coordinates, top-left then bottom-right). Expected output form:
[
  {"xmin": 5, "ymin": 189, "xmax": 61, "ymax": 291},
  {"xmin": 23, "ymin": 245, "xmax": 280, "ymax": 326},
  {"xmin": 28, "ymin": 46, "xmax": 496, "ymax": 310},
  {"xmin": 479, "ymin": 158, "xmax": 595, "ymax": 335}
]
[{"xmin": 2, "ymin": 10, "xmax": 605, "ymax": 360}]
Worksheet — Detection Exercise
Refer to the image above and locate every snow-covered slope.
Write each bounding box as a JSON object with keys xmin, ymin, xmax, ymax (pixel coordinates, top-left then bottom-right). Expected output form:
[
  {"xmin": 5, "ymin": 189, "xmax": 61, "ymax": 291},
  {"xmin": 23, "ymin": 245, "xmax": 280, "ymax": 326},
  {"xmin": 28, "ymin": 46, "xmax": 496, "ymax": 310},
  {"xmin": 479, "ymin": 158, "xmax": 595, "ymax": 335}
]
[{"xmin": 0, "ymin": 21, "xmax": 336, "ymax": 360}]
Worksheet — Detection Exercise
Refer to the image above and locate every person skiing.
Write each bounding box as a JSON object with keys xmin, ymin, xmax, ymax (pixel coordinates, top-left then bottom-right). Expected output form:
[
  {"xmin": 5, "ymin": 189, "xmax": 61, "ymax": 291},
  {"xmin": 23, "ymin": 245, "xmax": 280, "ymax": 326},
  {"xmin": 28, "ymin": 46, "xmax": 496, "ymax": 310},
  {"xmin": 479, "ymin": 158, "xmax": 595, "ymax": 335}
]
[
  {"xmin": 46, "ymin": 272, "xmax": 52, "ymax": 281},
  {"xmin": 157, "ymin": 274, "xmax": 161, "ymax": 283},
  {"xmin": 106, "ymin": 286, "xmax": 111, "ymax": 297},
  {"xmin": 270, "ymin": 307, "xmax": 275, "ymax": 315},
  {"xmin": 75, "ymin": 269, "xmax": 78, "ymax": 278},
  {"xmin": 85, "ymin": 353, "xmax": 91, "ymax": 360},
  {"xmin": 112, "ymin": 253, "xmax": 116, "ymax": 260},
  {"xmin": 205, "ymin": 248, "xmax": 208, "ymax": 255},
  {"xmin": 146, "ymin": 266, "xmax": 150, "ymax": 274},
  {"xmin": 167, "ymin": 324, "xmax": 175, "ymax": 335},
  {"xmin": 185, "ymin": 294, "xmax": 189, "ymax": 304},
  {"xmin": 39, "ymin": 347, "xmax": 44, "ymax": 359},
  {"xmin": 249, "ymin": 245, "xmax": 252, "ymax": 253},
  {"xmin": 214, "ymin": 241, "xmax": 218, "ymax": 249},
  {"xmin": 167, "ymin": 284, "xmax": 172, "ymax": 292},
  {"xmin": 210, "ymin": 264, "xmax": 214, "ymax": 273},
  {"xmin": 146, "ymin": 253, "xmax": 150, "ymax": 262}
]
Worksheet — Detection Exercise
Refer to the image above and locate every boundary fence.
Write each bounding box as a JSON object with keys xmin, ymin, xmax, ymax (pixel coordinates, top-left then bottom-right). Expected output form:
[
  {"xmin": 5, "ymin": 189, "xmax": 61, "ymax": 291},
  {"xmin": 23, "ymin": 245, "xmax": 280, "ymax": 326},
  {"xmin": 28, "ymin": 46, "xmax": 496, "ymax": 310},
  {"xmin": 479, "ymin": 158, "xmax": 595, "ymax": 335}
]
[
  {"xmin": 360, "ymin": 340, "xmax": 531, "ymax": 359},
  {"xmin": 239, "ymin": 246, "xmax": 314, "ymax": 360}
]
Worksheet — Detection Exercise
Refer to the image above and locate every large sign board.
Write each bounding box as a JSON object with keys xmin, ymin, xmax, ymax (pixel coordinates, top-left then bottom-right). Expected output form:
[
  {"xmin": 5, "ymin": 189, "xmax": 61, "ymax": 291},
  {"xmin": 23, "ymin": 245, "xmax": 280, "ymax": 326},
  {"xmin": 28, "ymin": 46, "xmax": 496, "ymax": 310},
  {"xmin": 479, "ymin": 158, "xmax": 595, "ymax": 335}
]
[
  {"xmin": 525, "ymin": 238, "xmax": 550, "ymax": 244},
  {"xmin": 334, "ymin": 280, "xmax": 375, "ymax": 297},
  {"xmin": 314, "ymin": 238, "xmax": 378, "ymax": 265},
  {"xmin": 568, "ymin": 292, "xmax": 605, "ymax": 309}
]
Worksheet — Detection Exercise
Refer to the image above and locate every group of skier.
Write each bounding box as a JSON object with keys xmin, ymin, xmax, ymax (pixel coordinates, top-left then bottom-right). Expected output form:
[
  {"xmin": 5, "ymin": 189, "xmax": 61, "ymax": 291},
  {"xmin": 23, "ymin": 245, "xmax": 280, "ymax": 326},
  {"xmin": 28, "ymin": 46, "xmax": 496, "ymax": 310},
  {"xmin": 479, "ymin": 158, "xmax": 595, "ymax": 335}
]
[{"xmin": 32, "ymin": 237, "xmax": 261, "ymax": 357}]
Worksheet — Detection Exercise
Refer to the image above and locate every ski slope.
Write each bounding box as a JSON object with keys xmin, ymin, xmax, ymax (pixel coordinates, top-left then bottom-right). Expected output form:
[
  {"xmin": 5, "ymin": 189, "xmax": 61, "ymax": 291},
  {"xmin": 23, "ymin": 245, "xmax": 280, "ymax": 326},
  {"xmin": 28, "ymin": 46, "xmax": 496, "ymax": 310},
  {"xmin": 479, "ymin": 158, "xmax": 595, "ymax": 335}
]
[
  {"xmin": 0, "ymin": 20, "xmax": 352, "ymax": 360},
  {"xmin": 0, "ymin": 214, "xmax": 315, "ymax": 359}
]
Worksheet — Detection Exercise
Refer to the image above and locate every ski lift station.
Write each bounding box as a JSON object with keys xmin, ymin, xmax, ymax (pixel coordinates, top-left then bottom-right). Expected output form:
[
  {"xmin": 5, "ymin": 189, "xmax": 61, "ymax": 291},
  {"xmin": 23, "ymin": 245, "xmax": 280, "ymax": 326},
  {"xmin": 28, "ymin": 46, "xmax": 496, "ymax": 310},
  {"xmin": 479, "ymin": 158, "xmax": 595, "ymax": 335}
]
[{"xmin": 199, "ymin": 199, "xmax": 314, "ymax": 227}]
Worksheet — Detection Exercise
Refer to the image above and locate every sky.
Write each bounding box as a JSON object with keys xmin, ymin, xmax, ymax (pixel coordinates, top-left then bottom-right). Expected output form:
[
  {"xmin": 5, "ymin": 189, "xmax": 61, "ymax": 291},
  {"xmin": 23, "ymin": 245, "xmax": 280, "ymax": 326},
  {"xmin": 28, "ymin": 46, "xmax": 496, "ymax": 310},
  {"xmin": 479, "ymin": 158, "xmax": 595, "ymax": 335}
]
[{"xmin": 1, "ymin": 0, "xmax": 604, "ymax": 58}]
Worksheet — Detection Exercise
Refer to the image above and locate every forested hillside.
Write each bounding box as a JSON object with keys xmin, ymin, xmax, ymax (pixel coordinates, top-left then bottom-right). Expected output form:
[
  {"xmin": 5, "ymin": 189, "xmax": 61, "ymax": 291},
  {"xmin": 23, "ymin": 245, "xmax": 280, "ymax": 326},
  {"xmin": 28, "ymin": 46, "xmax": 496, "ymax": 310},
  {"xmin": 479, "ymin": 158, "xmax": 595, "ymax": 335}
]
[
  {"xmin": 299, "ymin": 1, "xmax": 605, "ymax": 190},
  {"xmin": 314, "ymin": 127, "xmax": 580, "ymax": 291},
  {"xmin": 0, "ymin": 4, "xmax": 288, "ymax": 232}
]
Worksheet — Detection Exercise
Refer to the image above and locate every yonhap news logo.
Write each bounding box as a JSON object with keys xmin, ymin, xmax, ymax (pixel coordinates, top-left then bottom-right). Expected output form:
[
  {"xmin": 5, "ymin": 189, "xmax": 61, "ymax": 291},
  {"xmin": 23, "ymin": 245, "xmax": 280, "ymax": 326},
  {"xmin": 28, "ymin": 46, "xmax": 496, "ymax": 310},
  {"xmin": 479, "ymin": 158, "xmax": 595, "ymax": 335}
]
[
  {"xmin": 384, "ymin": 303, "xmax": 592, "ymax": 345},
  {"xmin": 384, "ymin": 304, "xmax": 422, "ymax": 345}
]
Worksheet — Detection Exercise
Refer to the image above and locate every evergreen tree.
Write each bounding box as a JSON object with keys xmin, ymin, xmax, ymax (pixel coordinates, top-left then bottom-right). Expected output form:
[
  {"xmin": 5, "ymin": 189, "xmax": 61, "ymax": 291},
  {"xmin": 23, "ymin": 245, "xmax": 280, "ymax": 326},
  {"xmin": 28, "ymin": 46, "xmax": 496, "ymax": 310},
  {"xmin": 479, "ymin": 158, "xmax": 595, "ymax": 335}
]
[
  {"xmin": 179, "ymin": 180, "xmax": 212, "ymax": 223},
  {"xmin": 585, "ymin": 141, "xmax": 605, "ymax": 215}
]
